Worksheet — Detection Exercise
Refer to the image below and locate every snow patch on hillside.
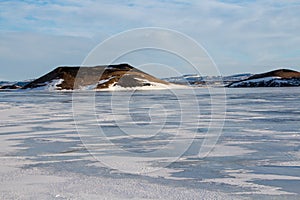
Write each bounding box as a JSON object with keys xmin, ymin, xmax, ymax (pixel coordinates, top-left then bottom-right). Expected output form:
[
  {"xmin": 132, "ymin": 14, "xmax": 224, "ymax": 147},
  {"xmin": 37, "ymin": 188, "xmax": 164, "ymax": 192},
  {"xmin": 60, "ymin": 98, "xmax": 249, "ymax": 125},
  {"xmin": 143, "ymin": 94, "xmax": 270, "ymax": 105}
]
[
  {"xmin": 229, "ymin": 76, "xmax": 300, "ymax": 87},
  {"xmin": 28, "ymin": 79, "xmax": 64, "ymax": 91}
]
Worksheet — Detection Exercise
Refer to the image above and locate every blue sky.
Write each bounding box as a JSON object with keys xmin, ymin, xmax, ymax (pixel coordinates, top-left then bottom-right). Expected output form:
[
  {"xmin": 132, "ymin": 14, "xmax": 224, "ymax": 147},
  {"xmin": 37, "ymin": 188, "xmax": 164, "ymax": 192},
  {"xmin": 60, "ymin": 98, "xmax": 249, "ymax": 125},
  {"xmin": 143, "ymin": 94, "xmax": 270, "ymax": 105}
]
[{"xmin": 0, "ymin": 0, "xmax": 300, "ymax": 80}]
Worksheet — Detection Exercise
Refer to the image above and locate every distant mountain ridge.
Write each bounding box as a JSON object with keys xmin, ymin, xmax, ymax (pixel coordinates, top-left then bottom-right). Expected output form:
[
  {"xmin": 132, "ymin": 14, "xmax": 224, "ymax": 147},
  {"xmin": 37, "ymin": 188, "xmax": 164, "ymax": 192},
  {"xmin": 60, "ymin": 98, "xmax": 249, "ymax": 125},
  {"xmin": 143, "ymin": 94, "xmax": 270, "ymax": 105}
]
[
  {"xmin": 1, "ymin": 67, "xmax": 300, "ymax": 90},
  {"xmin": 163, "ymin": 73, "xmax": 253, "ymax": 86},
  {"xmin": 227, "ymin": 69, "xmax": 300, "ymax": 87},
  {"xmin": 0, "ymin": 80, "xmax": 33, "ymax": 89}
]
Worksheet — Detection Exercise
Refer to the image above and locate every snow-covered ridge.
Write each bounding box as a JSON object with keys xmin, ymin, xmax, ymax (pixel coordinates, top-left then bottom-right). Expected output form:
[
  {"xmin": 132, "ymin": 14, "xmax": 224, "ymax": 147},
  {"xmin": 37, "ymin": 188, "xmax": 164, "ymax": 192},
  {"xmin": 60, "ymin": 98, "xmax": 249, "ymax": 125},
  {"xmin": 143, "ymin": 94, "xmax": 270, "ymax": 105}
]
[
  {"xmin": 163, "ymin": 73, "xmax": 253, "ymax": 87},
  {"xmin": 227, "ymin": 69, "xmax": 300, "ymax": 87},
  {"xmin": 0, "ymin": 80, "xmax": 33, "ymax": 89},
  {"xmin": 229, "ymin": 77, "xmax": 300, "ymax": 87}
]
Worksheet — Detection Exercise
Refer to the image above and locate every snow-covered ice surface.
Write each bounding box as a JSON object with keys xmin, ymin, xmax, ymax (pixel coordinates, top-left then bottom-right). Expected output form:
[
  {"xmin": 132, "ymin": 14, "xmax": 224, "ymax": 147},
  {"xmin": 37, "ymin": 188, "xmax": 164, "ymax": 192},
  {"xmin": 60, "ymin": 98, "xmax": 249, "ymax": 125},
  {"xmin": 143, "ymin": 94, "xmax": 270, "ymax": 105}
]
[{"xmin": 0, "ymin": 88, "xmax": 299, "ymax": 199}]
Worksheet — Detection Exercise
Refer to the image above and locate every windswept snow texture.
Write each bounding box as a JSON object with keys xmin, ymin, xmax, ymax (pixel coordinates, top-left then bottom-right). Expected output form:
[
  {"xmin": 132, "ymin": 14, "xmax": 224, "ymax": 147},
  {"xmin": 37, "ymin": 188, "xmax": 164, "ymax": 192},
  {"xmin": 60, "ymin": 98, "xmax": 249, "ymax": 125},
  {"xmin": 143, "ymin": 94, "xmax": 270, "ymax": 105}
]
[{"xmin": 0, "ymin": 88, "xmax": 300, "ymax": 199}]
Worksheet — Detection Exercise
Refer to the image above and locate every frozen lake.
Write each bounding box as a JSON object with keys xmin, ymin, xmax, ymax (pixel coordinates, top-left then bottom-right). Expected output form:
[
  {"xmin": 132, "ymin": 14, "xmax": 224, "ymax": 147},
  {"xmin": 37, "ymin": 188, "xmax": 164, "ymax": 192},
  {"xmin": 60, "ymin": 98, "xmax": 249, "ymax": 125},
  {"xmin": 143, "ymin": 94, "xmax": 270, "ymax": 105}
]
[{"xmin": 0, "ymin": 88, "xmax": 299, "ymax": 199}]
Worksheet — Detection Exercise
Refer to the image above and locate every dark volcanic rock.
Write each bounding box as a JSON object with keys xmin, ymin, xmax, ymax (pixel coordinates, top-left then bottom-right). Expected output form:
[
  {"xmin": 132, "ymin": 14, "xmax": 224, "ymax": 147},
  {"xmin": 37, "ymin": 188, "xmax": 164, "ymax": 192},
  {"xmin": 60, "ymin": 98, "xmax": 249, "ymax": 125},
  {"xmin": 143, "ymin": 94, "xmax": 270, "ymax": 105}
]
[
  {"xmin": 22, "ymin": 64, "xmax": 170, "ymax": 90},
  {"xmin": 227, "ymin": 69, "xmax": 300, "ymax": 87}
]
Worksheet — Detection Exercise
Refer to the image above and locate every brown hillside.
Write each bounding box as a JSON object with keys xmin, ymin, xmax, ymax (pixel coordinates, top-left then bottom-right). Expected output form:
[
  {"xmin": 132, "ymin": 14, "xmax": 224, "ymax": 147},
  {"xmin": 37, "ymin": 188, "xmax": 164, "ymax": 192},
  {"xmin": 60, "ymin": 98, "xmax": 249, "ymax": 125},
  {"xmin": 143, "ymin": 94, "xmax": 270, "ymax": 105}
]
[
  {"xmin": 22, "ymin": 64, "xmax": 169, "ymax": 90},
  {"xmin": 248, "ymin": 69, "xmax": 300, "ymax": 80}
]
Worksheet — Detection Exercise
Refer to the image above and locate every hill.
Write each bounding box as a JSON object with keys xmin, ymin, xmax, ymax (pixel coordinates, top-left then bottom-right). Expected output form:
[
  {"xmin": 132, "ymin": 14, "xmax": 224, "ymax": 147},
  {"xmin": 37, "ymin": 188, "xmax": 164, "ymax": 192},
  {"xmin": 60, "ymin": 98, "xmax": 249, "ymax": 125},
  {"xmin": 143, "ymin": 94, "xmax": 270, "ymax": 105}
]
[
  {"xmin": 22, "ymin": 64, "xmax": 170, "ymax": 90},
  {"xmin": 227, "ymin": 69, "xmax": 300, "ymax": 87}
]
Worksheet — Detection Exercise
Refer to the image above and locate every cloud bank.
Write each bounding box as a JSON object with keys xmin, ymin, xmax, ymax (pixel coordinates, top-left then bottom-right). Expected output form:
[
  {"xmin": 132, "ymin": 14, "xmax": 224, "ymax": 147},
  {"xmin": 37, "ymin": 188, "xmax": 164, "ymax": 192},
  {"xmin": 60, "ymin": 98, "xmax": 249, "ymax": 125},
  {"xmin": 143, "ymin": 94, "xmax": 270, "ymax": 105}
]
[{"xmin": 0, "ymin": 0, "xmax": 300, "ymax": 80}]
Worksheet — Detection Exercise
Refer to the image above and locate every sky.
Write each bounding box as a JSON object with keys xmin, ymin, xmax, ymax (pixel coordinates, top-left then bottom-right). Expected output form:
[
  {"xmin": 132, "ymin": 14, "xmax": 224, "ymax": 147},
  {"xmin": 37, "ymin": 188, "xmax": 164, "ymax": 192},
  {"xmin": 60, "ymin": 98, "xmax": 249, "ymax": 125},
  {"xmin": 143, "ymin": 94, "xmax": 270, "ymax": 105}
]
[{"xmin": 0, "ymin": 0, "xmax": 300, "ymax": 80}]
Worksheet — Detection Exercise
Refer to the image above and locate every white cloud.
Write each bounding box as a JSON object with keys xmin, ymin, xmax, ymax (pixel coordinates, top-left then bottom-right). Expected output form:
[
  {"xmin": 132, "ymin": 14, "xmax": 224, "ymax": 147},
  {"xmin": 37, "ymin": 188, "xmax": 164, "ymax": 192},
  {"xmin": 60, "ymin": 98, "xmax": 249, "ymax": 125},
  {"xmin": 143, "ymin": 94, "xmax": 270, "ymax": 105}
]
[{"xmin": 0, "ymin": 0, "xmax": 300, "ymax": 79}]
